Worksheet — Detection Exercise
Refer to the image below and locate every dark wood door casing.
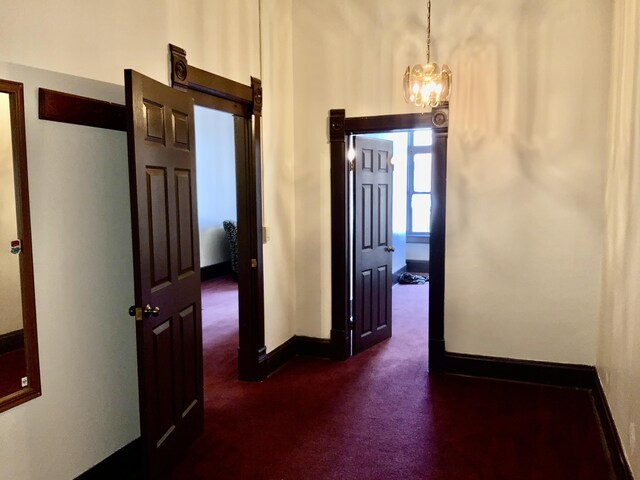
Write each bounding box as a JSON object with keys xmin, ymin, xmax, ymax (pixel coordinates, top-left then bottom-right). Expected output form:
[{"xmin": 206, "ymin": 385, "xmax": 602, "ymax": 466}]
[
  {"xmin": 329, "ymin": 107, "xmax": 449, "ymax": 367},
  {"xmin": 353, "ymin": 136, "xmax": 394, "ymax": 353},
  {"xmin": 125, "ymin": 69, "xmax": 204, "ymax": 477},
  {"xmin": 169, "ymin": 44, "xmax": 267, "ymax": 381}
]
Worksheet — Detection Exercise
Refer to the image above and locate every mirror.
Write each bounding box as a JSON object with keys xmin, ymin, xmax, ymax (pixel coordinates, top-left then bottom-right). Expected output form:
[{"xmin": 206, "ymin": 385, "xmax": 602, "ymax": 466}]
[{"xmin": 0, "ymin": 79, "xmax": 40, "ymax": 413}]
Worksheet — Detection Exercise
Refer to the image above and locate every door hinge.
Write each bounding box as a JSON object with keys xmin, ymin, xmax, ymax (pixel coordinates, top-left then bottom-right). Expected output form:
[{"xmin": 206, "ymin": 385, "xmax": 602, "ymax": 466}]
[
  {"xmin": 348, "ymin": 159, "xmax": 355, "ymax": 171},
  {"xmin": 251, "ymin": 258, "xmax": 258, "ymax": 268},
  {"xmin": 349, "ymin": 317, "xmax": 354, "ymax": 330}
]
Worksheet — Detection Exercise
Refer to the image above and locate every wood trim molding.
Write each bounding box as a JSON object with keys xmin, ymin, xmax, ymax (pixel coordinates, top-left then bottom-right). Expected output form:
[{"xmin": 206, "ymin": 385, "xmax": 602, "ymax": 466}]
[
  {"xmin": 329, "ymin": 109, "xmax": 350, "ymax": 361},
  {"xmin": 428, "ymin": 109, "xmax": 448, "ymax": 372},
  {"xmin": 200, "ymin": 262, "xmax": 232, "ymax": 282},
  {"xmin": 344, "ymin": 112, "xmax": 435, "ymax": 133},
  {"xmin": 442, "ymin": 352, "xmax": 596, "ymax": 388},
  {"xmin": 169, "ymin": 44, "xmax": 189, "ymax": 90},
  {"xmin": 295, "ymin": 336, "xmax": 332, "ymax": 358},
  {"xmin": 38, "ymin": 88, "xmax": 126, "ymax": 131},
  {"xmin": 170, "ymin": 44, "xmax": 253, "ymax": 108},
  {"xmin": 265, "ymin": 336, "xmax": 297, "ymax": 376},
  {"xmin": 266, "ymin": 336, "xmax": 333, "ymax": 376},
  {"xmin": 439, "ymin": 353, "xmax": 633, "ymax": 477},
  {"xmin": 170, "ymin": 45, "xmax": 267, "ymax": 382},
  {"xmin": 235, "ymin": 115, "xmax": 267, "ymax": 382},
  {"xmin": 406, "ymin": 260, "xmax": 429, "ymax": 274},
  {"xmin": 187, "ymin": 66, "xmax": 253, "ymax": 105},
  {"xmin": 591, "ymin": 372, "xmax": 634, "ymax": 479},
  {"xmin": 329, "ymin": 108, "xmax": 448, "ymax": 367},
  {"xmin": 75, "ymin": 439, "xmax": 142, "ymax": 479},
  {"xmin": 251, "ymin": 77, "xmax": 263, "ymax": 116}
]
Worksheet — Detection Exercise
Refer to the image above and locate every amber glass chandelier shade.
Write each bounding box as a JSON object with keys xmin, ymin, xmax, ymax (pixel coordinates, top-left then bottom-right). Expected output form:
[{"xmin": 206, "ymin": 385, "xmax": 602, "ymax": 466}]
[{"xmin": 403, "ymin": 63, "xmax": 451, "ymax": 107}]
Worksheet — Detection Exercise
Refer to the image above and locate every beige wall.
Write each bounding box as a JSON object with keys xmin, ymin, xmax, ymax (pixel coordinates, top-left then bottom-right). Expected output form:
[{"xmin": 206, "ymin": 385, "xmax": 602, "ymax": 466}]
[
  {"xmin": 0, "ymin": 1, "xmax": 295, "ymax": 477},
  {"xmin": 599, "ymin": 0, "xmax": 640, "ymax": 474},
  {"xmin": 0, "ymin": 0, "xmax": 629, "ymax": 477},
  {"xmin": 442, "ymin": 0, "xmax": 611, "ymax": 363},
  {"xmin": 261, "ymin": 0, "xmax": 297, "ymax": 350},
  {"xmin": 291, "ymin": 0, "xmax": 611, "ymax": 364},
  {"xmin": 0, "ymin": 63, "xmax": 138, "ymax": 480},
  {"xmin": 0, "ymin": 93, "xmax": 23, "ymax": 335},
  {"xmin": 0, "ymin": 0, "xmax": 261, "ymax": 87}
]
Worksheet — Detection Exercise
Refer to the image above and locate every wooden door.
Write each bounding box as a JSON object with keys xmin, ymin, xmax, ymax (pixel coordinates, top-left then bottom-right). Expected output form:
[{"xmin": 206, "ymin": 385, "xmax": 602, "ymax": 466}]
[
  {"xmin": 353, "ymin": 136, "xmax": 394, "ymax": 354},
  {"xmin": 125, "ymin": 70, "xmax": 203, "ymax": 477}
]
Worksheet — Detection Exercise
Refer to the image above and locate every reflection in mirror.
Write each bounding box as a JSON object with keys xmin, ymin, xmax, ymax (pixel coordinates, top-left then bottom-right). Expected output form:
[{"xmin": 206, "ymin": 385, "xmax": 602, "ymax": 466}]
[
  {"xmin": 0, "ymin": 92, "xmax": 25, "ymax": 398},
  {"xmin": 0, "ymin": 79, "xmax": 40, "ymax": 413}
]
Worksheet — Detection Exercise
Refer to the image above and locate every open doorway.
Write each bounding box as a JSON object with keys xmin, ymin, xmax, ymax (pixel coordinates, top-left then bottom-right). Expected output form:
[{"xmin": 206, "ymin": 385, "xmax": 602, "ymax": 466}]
[
  {"xmin": 167, "ymin": 44, "xmax": 269, "ymax": 383},
  {"xmin": 329, "ymin": 109, "xmax": 448, "ymax": 369},
  {"xmin": 349, "ymin": 129, "xmax": 432, "ymax": 355},
  {"xmin": 194, "ymin": 106, "xmax": 240, "ymax": 388}
]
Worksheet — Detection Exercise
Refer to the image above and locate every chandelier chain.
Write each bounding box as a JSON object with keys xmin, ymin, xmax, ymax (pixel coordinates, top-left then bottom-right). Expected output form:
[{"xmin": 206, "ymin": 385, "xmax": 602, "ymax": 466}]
[
  {"xmin": 426, "ymin": 0, "xmax": 431, "ymax": 63},
  {"xmin": 403, "ymin": 0, "xmax": 451, "ymax": 108}
]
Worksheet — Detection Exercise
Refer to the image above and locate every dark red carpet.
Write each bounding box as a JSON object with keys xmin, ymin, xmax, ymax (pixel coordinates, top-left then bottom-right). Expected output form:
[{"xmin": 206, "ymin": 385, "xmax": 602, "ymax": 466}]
[{"xmin": 170, "ymin": 277, "xmax": 612, "ymax": 479}]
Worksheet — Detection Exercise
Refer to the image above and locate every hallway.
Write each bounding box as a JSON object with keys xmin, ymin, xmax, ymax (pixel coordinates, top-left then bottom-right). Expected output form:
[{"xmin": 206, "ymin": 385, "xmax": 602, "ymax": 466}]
[{"xmin": 169, "ymin": 279, "xmax": 612, "ymax": 479}]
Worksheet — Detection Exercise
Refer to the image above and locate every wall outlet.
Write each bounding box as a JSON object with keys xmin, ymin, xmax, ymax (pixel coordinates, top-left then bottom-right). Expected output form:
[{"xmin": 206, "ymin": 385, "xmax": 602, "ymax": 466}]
[
  {"xmin": 630, "ymin": 423, "xmax": 637, "ymax": 455},
  {"xmin": 21, "ymin": 377, "xmax": 28, "ymax": 387}
]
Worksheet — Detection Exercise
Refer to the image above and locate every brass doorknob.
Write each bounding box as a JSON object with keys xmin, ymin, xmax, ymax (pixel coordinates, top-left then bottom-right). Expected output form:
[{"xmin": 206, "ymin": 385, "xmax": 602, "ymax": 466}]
[
  {"xmin": 385, "ymin": 246, "xmax": 395, "ymax": 252},
  {"xmin": 144, "ymin": 305, "xmax": 160, "ymax": 317}
]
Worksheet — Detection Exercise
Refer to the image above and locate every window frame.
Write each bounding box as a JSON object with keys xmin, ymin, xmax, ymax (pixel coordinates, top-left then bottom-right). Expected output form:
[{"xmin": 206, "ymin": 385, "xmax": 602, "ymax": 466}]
[{"xmin": 406, "ymin": 130, "xmax": 432, "ymax": 243}]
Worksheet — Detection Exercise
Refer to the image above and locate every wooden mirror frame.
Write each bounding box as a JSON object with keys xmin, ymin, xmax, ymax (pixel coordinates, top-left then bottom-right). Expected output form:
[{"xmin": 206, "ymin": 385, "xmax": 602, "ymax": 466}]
[{"xmin": 0, "ymin": 79, "xmax": 41, "ymax": 413}]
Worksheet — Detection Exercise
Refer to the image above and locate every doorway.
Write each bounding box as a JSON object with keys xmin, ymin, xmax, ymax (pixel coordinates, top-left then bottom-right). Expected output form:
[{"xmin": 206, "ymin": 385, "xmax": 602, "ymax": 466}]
[
  {"xmin": 194, "ymin": 106, "xmax": 241, "ymax": 390},
  {"xmin": 329, "ymin": 108, "xmax": 449, "ymax": 369},
  {"xmin": 122, "ymin": 47, "xmax": 267, "ymax": 476},
  {"xmin": 168, "ymin": 45, "xmax": 268, "ymax": 382},
  {"xmin": 348, "ymin": 129, "xmax": 432, "ymax": 355}
]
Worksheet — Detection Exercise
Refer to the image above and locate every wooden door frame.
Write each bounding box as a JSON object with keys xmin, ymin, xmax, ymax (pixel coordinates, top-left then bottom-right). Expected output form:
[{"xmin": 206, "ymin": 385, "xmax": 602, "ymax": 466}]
[
  {"xmin": 170, "ymin": 45, "xmax": 267, "ymax": 381},
  {"xmin": 329, "ymin": 106, "xmax": 449, "ymax": 370}
]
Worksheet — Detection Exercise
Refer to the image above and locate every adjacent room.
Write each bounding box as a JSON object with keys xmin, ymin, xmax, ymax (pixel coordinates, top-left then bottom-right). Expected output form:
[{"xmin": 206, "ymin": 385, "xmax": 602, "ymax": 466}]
[{"xmin": 194, "ymin": 105, "xmax": 242, "ymax": 387}]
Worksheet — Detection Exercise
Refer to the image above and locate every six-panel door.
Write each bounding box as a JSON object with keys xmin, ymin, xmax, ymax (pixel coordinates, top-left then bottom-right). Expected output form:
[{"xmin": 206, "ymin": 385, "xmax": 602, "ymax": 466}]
[
  {"xmin": 353, "ymin": 136, "xmax": 394, "ymax": 354},
  {"xmin": 125, "ymin": 69, "xmax": 203, "ymax": 478}
]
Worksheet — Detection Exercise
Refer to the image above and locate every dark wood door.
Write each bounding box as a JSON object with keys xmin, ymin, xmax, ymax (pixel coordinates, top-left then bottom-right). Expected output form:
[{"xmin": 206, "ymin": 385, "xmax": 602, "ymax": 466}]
[
  {"xmin": 125, "ymin": 70, "xmax": 203, "ymax": 477},
  {"xmin": 353, "ymin": 136, "xmax": 394, "ymax": 354}
]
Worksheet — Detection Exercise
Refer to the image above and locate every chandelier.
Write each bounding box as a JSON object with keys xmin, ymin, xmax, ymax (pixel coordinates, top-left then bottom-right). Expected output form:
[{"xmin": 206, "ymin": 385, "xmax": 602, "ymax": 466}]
[{"xmin": 403, "ymin": 0, "xmax": 451, "ymax": 108}]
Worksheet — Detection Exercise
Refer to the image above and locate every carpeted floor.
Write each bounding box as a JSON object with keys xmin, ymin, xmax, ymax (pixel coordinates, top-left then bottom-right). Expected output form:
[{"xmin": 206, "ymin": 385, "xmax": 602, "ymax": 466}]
[{"xmin": 170, "ymin": 277, "xmax": 612, "ymax": 479}]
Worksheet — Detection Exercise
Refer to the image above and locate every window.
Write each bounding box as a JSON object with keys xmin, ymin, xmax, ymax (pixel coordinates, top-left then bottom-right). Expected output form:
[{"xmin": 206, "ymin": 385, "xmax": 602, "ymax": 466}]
[{"xmin": 407, "ymin": 129, "xmax": 432, "ymax": 242}]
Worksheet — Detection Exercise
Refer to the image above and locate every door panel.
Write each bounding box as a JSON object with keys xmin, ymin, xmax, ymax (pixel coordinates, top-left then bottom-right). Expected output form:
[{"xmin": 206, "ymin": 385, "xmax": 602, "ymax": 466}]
[
  {"xmin": 152, "ymin": 317, "xmax": 176, "ymax": 447},
  {"xmin": 147, "ymin": 167, "xmax": 171, "ymax": 288},
  {"xmin": 175, "ymin": 169, "xmax": 195, "ymax": 276},
  {"xmin": 378, "ymin": 184, "xmax": 388, "ymax": 245},
  {"xmin": 353, "ymin": 136, "xmax": 394, "ymax": 354},
  {"xmin": 125, "ymin": 69, "xmax": 203, "ymax": 478},
  {"xmin": 178, "ymin": 304, "xmax": 198, "ymax": 416}
]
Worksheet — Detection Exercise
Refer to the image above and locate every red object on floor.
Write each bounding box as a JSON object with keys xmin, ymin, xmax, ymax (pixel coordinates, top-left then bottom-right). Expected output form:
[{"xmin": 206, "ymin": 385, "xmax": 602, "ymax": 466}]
[{"xmin": 170, "ymin": 278, "xmax": 612, "ymax": 479}]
